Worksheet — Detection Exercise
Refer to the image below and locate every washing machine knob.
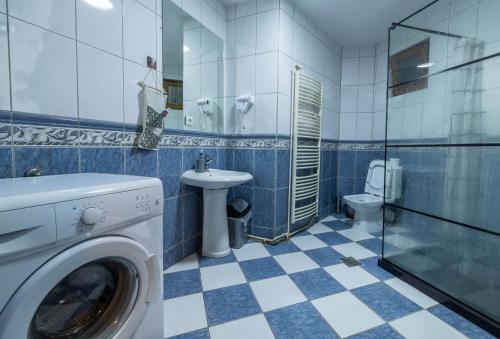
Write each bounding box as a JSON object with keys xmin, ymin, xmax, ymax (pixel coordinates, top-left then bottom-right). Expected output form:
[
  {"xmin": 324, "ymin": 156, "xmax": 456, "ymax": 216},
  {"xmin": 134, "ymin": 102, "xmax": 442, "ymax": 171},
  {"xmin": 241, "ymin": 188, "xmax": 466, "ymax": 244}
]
[{"xmin": 81, "ymin": 207, "xmax": 102, "ymax": 225}]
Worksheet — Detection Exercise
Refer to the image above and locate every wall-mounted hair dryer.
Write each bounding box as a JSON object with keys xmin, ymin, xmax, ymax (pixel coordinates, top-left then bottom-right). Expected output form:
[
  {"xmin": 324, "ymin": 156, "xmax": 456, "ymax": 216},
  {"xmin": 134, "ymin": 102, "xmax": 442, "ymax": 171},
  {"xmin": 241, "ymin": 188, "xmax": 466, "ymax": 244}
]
[
  {"xmin": 197, "ymin": 98, "xmax": 212, "ymax": 115},
  {"xmin": 236, "ymin": 95, "xmax": 254, "ymax": 114}
]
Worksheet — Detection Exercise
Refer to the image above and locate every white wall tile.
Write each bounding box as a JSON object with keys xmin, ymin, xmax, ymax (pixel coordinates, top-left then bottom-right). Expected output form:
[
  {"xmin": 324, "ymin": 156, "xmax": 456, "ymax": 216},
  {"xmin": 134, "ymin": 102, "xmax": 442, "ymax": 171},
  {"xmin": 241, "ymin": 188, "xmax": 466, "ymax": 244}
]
[
  {"xmin": 254, "ymin": 93, "xmax": 277, "ymax": 134},
  {"xmin": 226, "ymin": 19, "xmax": 236, "ymax": 59},
  {"xmin": 422, "ymin": 99, "xmax": 445, "ymax": 138},
  {"xmin": 341, "ymin": 58, "xmax": 358, "ymax": 85},
  {"xmin": 235, "ymin": 54, "xmax": 255, "ymax": 96},
  {"xmin": 201, "ymin": 27, "xmax": 220, "ymax": 62},
  {"xmin": 138, "ymin": 0, "xmax": 155, "ymax": 12},
  {"xmin": 278, "ymin": 10, "xmax": 293, "ymax": 57},
  {"xmin": 277, "ymin": 93, "xmax": 291, "ymax": 135},
  {"xmin": 156, "ymin": 0, "xmax": 163, "ymax": 15},
  {"xmin": 235, "ymin": 14, "xmax": 256, "ymax": 57},
  {"xmin": 356, "ymin": 113, "xmax": 372, "ymax": 140},
  {"xmin": 357, "ymin": 85, "xmax": 373, "ymax": 113},
  {"xmin": 256, "ymin": 52, "xmax": 278, "ymax": 94},
  {"xmin": 201, "ymin": 61, "xmax": 219, "ymax": 98},
  {"xmin": 224, "ymin": 97, "xmax": 236, "ymax": 134},
  {"xmin": 182, "ymin": 0, "xmax": 202, "ymax": 22},
  {"xmin": 184, "ymin": 64, "xmax": 201, "ymax": 100},
  {"xmin": 10, "ymin": 0, "xmax": 76, "ymax": 38},
  {"xmin": 321, "ymin": 108, "xmax": 334, "ymax": 140},
  {"xmin": 78, "ymin": 44, "xmax": 123, "ymax": 122},
  {"xmin": 358, "ymin": 57, "xmax": 374, "ymax": 85},
  {"xmin": 257, "ymin": 0, "xmax": 278, "ymax": 12},
  {"xmin": 226, "ymin": 58, "xmax": 236, "ymax": 97},
  {"xmin": 292, "ymin": 21, "xmax": 306, "ymax": 64},
  {"xmin": 279, "ymin": 0, "xmax": 294, "ymax": 17},
  {"xmin": 156, "ymin": 13, "xmax": 163, "ymax": 74},
  {"xmin": 402, "ymin": 103, "xmax": 422, "ymax": 139},
  {"xmin": 123, "ymin": 60, "xmax": 153, "ymax": 124},
  {"xmin": 376, "ymin": 39, "xmax": 388, "ymax": 55},
  {"xmin": 294, "ymin": 6, "xmax": 306, "ymax": 26},
  {"xmin": 225, "ymin": 4, "xmax": 236, "ymax": 20},
  {"xmin": 359, "ymin": 45, "xmax": 375, "ymax": 57},
  {"xmin": 278, "ymin": 52, "xmax": 293, "ymax": 95},
  {"xmin": 342, "ymin": 46, "xmax": 359, "ymax": 58},
  {"xmin": 0, "ymin": 0, "xmax": 5, "ymax": 14},
  {"xmin": 9, "ymin": 18, "xmax": 77, "ymax": 117},
  {"xmin": 123, "ymin": 0, "xmax": 156, "ymax": 64},
  {"xmin": 202, "ymin": 0, "xmax": 218, "ymax": 35},
  {"xmin": 0, "ymin": 14, "xmax": 9, "ymax": 110},
  {"xmin": 236, "ymin": 0, "xmax": 256, "ymax": 18},
  {"xmin": 372, "ymin": 110, "xmax": 386, "ymax": 141},
  {"xmin": 375, "ymin": 52, "xmax": 387, "ymax": 83},
  {"xmin": 340, "ymin": 86, "xmax": 358, "ymax": 113},
  {"xmin": 218, "ymin": 14, "xmax": 226, "ymax": 41},
  {"xmin": 332, "ymin": 82, "xmax": 341, "ymax": 112},
  {"xmin": 339, "ymin": 113, "xmax": 357, "ymax": 140},
  {"xmin": 184, "ymin": 27, "xmax": 201, "ymax": 65},
  {"xmin": 256, "ymin": 9, "xmax": 278, "ymax": 53}
]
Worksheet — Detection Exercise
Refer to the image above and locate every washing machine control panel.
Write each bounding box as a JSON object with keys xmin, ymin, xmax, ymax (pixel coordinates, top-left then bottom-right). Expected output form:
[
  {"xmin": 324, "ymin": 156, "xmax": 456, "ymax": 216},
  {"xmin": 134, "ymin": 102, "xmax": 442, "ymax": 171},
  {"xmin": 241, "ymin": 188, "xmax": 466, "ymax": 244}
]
[{"xmin": 54, "ymin": 186, "xmax": 163, "ymax": 240}]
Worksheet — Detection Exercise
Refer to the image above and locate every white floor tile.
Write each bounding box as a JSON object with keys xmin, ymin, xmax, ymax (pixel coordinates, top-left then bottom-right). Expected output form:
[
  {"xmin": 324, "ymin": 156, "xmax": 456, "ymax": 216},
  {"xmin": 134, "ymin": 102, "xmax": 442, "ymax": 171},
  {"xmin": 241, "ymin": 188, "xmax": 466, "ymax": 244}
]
[
  {"xmin": 291, "ymin": 235, "xmax": 327, "ymax": 251},
  {"xmin": 250, "ymin": 275, "xmax": 307, "ymax": 312},
  {"xmin": 390, "ymin": 310, "xmax": 467, "ymax": 339},
  {"xmin": 209, "ymin": 314, "xmax": 275, "ymax": 339},
  {"xmin": 321, "ymin": 215, "xmax": 338, "ymax": 222},
  {"xmin": 200, "ymin": 262, "xmax": 246, "ymax": 291},
  {"xmin": 164, "ymin": 293, "xmax": 207, "ymax": 337},
  {"xmin": 274, "ymin": 252, "xmax": 319, "ymax": 274},
  {"xmin": 337, "ymin": 228, "xmax": 374, "ymax": 241},
  {"xmin": 164, "ymin": 253, "xmax": 199, "ymax": 274},
  {"xmin": 385, "ymin": 278, "xmax": 438, "ymax": 308},
  {"xmin": 312, "ymin": 291, "xmax": 384, "ymax": 337},
  {"xmin": 308, "ymin": 223, "xmax": 334, "ymax": 234},
  {"xmin": 332, "ymin": 242, "xmax": 376, "ymax": 259},
  {"xmin": 233, "ymin": 242, "xmax": 270, "ymax": 261},
  {"xmin": 324, "ymin": 264, "xmax": 379, "ymax": 289}
]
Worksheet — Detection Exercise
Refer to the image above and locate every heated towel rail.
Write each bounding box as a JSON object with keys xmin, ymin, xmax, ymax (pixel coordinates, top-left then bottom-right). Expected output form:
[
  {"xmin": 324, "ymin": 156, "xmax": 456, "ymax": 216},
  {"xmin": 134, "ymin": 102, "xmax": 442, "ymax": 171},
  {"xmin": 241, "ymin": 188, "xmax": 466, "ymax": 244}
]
[{"xmin": 290, "ymin": 70, "xmax": 323, "ymax": 224}]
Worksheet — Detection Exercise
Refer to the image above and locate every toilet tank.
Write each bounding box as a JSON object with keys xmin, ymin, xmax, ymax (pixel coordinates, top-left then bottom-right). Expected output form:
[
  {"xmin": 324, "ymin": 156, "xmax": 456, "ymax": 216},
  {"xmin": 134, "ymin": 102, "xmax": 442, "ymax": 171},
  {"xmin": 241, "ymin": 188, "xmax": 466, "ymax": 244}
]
[{"xmin": 386, "ymin": 158, "xmax": 402, "ymax": 201}]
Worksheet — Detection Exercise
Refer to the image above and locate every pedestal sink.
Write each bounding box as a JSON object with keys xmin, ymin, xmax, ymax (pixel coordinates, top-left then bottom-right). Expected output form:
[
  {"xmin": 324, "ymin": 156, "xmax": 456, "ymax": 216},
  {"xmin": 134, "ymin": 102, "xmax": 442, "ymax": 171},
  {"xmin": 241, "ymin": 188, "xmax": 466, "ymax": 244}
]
[{"xmin": 181, "ymin": 169, "xmax": 253, "ymax": 258}]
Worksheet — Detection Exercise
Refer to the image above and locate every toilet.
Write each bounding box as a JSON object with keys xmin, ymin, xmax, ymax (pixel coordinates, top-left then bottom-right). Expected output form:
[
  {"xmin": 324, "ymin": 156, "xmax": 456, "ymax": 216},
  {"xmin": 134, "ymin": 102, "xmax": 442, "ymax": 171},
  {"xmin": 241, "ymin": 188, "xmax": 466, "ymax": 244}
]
[{"xmin": 343, "ymin": 159, "xmax": 402, "ymax": 233}]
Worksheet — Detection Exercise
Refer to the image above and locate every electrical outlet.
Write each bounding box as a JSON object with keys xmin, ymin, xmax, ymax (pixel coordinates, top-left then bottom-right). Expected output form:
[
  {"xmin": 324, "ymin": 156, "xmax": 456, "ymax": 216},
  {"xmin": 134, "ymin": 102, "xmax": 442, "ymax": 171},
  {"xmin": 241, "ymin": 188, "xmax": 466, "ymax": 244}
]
[{"xmin": 185, "ymin": 115, "xmax": 193, "ymax": 126}]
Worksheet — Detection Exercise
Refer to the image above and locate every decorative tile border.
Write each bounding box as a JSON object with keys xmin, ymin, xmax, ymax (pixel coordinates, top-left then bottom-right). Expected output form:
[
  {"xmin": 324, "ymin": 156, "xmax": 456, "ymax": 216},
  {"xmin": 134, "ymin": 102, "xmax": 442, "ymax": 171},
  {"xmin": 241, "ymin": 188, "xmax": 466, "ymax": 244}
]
[
  {"xmin": 12, "ymin": 124, "xmax": 79, "ymax": 146},
  {"xmin": 338, "ymin": 142, "xmax": 385, "ymax": 150},
  {"xmin": 0, "ymin": 123, "xmax": 11, "ymax": 146},
  {"xmin": 230, "ymin": 138, "xmax": 290, "ymax": 149}
]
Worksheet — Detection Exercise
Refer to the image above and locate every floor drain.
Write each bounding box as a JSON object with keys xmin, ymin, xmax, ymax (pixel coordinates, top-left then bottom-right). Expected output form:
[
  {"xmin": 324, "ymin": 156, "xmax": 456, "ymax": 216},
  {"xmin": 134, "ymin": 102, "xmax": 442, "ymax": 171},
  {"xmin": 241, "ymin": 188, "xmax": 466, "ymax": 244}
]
[{"xmin": 341, "ymin": 256, "xmax": 362, "ymax": 267}]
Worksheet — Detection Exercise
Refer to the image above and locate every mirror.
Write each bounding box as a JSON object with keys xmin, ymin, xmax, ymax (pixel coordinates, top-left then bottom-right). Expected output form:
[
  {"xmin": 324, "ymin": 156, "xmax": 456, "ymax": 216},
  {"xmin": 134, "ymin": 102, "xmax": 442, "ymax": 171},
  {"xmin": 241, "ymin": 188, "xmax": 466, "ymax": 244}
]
[{"xmin": 162, "ymin": 0, "xmax": 224, "ymax": 133}]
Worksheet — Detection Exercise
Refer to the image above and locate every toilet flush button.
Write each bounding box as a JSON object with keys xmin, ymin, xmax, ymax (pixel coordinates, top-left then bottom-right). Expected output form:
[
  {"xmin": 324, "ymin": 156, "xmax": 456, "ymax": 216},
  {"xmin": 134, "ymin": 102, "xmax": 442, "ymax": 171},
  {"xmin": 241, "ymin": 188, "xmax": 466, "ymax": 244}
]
[{"xmin": 81, "ymin": 207, "xmax": 102, "ymax": 225}]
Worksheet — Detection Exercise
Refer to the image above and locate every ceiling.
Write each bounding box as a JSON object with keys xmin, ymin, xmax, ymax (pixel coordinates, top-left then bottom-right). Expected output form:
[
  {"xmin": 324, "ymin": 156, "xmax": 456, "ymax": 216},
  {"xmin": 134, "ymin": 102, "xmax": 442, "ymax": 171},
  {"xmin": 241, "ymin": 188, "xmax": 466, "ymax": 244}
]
[{"xmin": 293, "ymin": 0, "xmax": 433, "ymax": 46}]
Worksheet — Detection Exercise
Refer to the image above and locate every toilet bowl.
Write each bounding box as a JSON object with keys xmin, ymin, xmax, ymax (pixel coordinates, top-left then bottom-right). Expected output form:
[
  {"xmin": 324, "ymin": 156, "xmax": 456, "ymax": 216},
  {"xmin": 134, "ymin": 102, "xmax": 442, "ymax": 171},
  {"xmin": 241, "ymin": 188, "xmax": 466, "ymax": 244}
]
[{"xmin": 343, "ymin": 159, "xmax": 402, "ymax": 233}]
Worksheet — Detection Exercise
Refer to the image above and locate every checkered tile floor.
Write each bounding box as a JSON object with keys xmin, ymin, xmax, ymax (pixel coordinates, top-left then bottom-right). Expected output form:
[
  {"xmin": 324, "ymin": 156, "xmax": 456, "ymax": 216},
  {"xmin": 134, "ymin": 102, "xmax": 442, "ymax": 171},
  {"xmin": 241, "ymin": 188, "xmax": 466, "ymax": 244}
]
[{"xmin": 162, "ymin": 215, "xmax": 494, "ymax": 339}]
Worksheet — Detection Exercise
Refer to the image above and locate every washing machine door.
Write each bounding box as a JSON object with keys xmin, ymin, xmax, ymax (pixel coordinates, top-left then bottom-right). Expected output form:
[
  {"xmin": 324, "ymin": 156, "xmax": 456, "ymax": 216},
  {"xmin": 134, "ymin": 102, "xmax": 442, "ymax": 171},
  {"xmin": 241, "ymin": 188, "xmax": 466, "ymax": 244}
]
[{"xmin": 0, "ymin": 236, "xmax": 160, "ymax": 339}]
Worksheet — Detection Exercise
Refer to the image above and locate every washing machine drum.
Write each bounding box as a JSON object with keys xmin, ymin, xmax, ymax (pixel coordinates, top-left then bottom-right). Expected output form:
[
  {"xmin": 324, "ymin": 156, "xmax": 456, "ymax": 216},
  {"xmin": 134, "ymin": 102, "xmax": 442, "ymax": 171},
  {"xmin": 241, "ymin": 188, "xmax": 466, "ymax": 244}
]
[{"xmin": 0, "ymin": 237, "xmax": 160, "ymax": 339}]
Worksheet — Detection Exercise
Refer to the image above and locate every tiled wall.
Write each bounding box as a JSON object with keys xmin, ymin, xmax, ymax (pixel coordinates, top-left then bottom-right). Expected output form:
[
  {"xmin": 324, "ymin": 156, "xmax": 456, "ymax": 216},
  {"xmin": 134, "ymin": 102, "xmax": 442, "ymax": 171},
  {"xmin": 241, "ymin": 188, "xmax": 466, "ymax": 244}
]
[{"xmin": 224, "ymin": 0, "xmax": 341, "ymax": 138}]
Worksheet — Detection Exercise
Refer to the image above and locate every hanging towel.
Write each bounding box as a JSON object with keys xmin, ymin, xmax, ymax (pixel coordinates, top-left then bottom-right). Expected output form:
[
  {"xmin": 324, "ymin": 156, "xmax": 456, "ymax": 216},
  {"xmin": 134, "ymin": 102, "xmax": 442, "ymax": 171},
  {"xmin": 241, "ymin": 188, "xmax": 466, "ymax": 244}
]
[{"xmin": 138, "ymin": 85, "xmax": 167, "ymax": 150}]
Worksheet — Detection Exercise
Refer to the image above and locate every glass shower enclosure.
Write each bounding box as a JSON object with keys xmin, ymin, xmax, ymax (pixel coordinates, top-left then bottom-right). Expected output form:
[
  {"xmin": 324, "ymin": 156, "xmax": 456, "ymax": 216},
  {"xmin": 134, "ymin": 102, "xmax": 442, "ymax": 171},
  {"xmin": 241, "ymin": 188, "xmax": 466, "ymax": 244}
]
[{"xmin": 380, "ymin": 0, "xmax": 500, "ymax": 335}]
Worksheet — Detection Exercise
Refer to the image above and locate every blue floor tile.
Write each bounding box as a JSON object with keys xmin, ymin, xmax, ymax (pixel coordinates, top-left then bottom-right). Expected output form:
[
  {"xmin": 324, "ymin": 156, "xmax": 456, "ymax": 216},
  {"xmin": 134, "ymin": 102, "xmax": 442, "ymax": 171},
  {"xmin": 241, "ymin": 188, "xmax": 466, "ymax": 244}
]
[
  {"xmin": 315, "ymin": 231, "xmax": 351, "ymax": 246},
  {"xmin": 429, "ymin": 305, "xmax": 496, "ymax": 339},
  {"xmin": 198, "ymin": 252, "xmax": 237, "ymax": 268},
  {"xmin": 203, "ymin": 284, "xmax": 261, "ymax": 326},
  {"xmin": 265, "ymin": 241, "xmax": 300, "ymax": 256},
  {"xmin": 290, "ymin": 268, "xmax": 345, "ymax": 300},
  {"xmin": 163, "ymin": 269, "xmax": 202, "ymax": 299},
  {"xmin": 357, "ymin": 238, "xmax": 382, "ymax": 256},
  {"xmin": 322, "ymin": 220, "xmax": 352, "ymax": 231},
  {"xmin": 169, "ymin": 328, "xmax": 209, "ymax": 339},
  {"xmin": 352, "ymin": 282, "xmax": 421, "ymax": 321},
  {"xmin": 305, "ymin": 247, "xmax": 343, "ymax": 266},
  {"xmin": 239, "ymin": 257, "xmax": 286, "ymax": 282},
  {"xmin": 350, "ymin": 324, "xmax": 404, "ymax": 339},
  {"xmin": 369, "ymin": 230, "xmax": 383, "ymax": 237},
  {"xmin": 360, "ymin": 257, "xmax": 395, "ymax": 280},
  {"xmin": 266, "ymin": 302, "xmax": 339, "ymax": 339}
]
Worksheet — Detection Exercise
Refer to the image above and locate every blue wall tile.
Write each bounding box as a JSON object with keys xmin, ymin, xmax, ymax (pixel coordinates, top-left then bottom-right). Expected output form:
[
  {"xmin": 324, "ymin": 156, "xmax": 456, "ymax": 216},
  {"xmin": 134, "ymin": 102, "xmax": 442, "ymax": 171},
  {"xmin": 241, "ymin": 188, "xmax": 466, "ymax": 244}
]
[
  {"xmin": 158, "ymin": 147, "xmax": 182, "ymax": 199},
  {"xmin": 183, "ymin": 234, "xmax": 202, "ymax": 257},
  {"xmin": 330, "ymin": 150, "xmax": 338, "ymax": 178},
  {"xmin": 125, "ymin": 148, "xmax": 157, "ymax": 177},
  {"xmin": 163, "ymin": 244, "xmax": 184, "ymax": 270},
  {"xmin": 254, "ymin": 149, "xmax": 276, "ymax": 189},
  {"xmin": 80, "ymin": 147, "xmax": 124, "ymax": 174},
  {"xmin": 183, "ymin": 192, "xmax": 203, "ymax": 239},
  {"xmin": 337, "ymin": 177, "xmax": 355, "ymax": 197},
  {"xmin": 14, "ymin": 147, "xmax": 78, "ymax": 177},
  {"xmin": 276, "ymin": 149, "xmax": 290, "ymax": 188},
  {"xmin": 232, "ymin": 185, "xmax": 254, "ymax": 208},
  {"xmin": 0, "ymin": 147, "xmax": 12, "ymax": 178},
  {"xmin": 182, "ymin": 148, "xmax": 202, "ymax": 172},
  {"xmin": 321, "ymin": 150, "xmax": 331, "ymax": 179},
  {"xmin": 164, "ymin": 197, "xmax": 183, "ymax": 249},
  {"xmin": 253, "ymin": 188, "xmax": 275, "ymax": 227},
  {"xmin": 276, "ymin": 188, "xmax": 289, "ymax": 227},
  {"xmin": 234, "ymin": 148, "xmax": 254, "ymax": 186},
  {"xmin": 225, "ymin": 148, "xmax": 234, "ymax": 170},
  {"xmin": 355, "ymin": 151, "xmax": 372, "ymax": 178},
  {"xmin": 338, "ymin": 151, "xmax": 355, "ymax": 178}
]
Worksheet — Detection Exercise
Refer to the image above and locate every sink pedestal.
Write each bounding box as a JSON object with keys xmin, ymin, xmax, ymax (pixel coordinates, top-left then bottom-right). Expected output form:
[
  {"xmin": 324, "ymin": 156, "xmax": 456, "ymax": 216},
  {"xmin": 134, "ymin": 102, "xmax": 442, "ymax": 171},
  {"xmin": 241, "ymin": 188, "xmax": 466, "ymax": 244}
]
[{"xmin": 202, "ymin": 188, "xmax": 231, "ymax": 258}]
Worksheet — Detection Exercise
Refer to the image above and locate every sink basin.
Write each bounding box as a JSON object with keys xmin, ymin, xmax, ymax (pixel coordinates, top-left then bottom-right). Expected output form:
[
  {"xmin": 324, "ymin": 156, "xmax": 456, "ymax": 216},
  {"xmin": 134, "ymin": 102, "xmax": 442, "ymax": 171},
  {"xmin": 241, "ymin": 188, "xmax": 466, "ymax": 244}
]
[
  {"xmin": 181, "ymin": 169, "xmax": 252, "ymax": 190},
  {"xmin": 181, "ymin": 169, "xmax": 252, "ymax": 258}
]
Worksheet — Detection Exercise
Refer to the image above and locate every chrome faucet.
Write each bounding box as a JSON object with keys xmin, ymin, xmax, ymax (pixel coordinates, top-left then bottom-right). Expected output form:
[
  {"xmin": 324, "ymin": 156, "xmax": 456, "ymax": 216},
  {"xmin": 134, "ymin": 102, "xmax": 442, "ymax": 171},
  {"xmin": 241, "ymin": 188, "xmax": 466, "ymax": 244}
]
[{"xmin": 195, "ymin": 153, "xmax": 216, "ymax": 172}]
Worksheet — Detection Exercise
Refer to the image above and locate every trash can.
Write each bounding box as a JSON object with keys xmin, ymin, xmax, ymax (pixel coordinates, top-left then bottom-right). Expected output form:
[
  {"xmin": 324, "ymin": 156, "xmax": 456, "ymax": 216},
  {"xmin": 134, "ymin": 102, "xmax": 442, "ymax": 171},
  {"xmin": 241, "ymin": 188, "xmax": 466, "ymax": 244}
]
[{"xmin": 227, "ymin": 198, "xmax": 251, "ymax": 249}]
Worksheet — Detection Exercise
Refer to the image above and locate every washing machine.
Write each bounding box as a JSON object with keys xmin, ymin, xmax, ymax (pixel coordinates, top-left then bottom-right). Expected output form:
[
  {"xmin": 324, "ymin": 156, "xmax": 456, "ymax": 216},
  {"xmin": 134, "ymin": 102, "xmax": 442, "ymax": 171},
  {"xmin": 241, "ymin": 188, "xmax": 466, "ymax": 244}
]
[{"xmin": 0, "ymin": 173, "xmax": 164, "ymax": 339}]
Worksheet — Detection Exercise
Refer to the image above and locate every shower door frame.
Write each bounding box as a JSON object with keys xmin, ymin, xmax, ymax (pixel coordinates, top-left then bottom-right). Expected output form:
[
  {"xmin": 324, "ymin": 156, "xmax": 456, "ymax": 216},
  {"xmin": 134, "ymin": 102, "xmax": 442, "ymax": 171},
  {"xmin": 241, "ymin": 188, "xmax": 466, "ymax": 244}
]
[{"xmin": 377, "ymin": 2, "xmax": 500, "ymax": 336}]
